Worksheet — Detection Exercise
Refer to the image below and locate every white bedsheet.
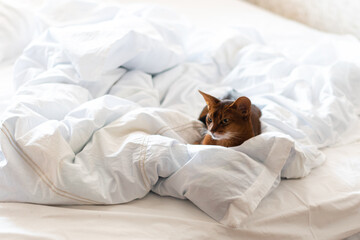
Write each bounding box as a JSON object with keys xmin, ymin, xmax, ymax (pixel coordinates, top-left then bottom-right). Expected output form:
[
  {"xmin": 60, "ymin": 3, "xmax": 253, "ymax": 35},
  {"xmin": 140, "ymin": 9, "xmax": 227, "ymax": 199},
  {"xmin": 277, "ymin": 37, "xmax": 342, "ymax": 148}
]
[{"xmin": 0, "ymin": 0, "xmax": 357, "ymax": 236}]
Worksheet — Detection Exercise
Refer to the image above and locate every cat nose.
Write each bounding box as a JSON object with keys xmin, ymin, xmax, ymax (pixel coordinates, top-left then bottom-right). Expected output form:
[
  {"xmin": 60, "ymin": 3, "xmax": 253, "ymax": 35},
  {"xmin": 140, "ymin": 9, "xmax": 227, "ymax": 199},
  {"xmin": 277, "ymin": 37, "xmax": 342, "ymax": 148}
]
[{"xmin": 209, "ymin": 126, "xmax": 217, "ymax": 133}]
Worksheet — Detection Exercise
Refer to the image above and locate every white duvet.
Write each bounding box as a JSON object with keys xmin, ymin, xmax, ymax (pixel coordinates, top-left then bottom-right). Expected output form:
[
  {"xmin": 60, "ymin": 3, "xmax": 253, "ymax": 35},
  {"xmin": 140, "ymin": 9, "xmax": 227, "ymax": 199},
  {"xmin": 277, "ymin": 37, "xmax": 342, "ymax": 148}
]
[{"xmin": 1, "ymin": 4, "xmax": 360, "ymax": 227}]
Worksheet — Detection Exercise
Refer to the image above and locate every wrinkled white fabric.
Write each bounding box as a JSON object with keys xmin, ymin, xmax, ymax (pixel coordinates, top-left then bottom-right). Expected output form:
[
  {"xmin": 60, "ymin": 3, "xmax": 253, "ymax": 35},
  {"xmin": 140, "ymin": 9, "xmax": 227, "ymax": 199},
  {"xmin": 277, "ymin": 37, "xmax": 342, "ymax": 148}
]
[
  {"xmin": 0, "ymin": 1, "xmax": 44, "ymax": 61},
  {"xmin": 1, "ymin": 5, "xmax": 360, "ymax": 227}
]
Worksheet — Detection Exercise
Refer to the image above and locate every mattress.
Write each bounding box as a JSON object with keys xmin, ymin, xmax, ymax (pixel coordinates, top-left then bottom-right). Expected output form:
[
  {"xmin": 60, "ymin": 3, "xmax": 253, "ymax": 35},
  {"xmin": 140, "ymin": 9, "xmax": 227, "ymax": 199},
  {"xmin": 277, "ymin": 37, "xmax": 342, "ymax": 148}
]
[{"xmin": 0, "ymin": 0, "xmax": 360, "ymax": 239}]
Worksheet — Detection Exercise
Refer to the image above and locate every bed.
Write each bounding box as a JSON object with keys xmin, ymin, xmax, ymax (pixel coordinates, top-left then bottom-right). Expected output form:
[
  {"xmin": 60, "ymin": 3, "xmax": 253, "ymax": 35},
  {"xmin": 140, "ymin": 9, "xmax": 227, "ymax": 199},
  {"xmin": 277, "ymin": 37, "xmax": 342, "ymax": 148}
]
[{"xmin": 1, "ymin": 0, "xmax": 360, "ymax": 239}]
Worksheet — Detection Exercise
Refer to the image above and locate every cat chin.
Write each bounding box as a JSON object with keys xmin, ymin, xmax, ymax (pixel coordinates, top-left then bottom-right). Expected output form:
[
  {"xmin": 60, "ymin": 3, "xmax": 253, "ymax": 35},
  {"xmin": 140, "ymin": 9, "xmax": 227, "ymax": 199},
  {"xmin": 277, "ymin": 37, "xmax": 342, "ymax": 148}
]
[{"xmin": 207, "ymin": 131, "xmax": 232, "ymax": 140}]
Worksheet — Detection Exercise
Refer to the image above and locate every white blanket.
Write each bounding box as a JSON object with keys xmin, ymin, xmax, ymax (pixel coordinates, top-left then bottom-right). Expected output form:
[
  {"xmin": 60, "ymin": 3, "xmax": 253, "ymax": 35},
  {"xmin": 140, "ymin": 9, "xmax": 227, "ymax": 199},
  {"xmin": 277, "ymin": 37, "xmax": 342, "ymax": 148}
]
[{"xmin": 1, "ymin": 5, "xmax": 360, "ymax": 227}]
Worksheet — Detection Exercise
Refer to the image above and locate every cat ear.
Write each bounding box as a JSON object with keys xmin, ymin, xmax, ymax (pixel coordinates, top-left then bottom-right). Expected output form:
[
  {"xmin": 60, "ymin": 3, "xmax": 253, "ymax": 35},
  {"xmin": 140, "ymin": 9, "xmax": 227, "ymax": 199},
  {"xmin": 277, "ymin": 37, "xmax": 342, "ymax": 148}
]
[
  {"xmin": 229, "ymin": 96, "xmax": 251, "ymax": 118},
  {"xmin": 198, "ymin": 90, "xmax": 220, "ymax": 108}
]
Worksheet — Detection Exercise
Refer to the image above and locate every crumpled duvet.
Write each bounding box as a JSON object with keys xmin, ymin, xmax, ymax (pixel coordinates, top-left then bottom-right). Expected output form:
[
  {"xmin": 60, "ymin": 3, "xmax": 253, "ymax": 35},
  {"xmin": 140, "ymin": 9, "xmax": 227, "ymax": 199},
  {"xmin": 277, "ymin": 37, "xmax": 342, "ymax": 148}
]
[{"xmin": 1, "ymin": 5, "xmax": 360, "ymax": 227}]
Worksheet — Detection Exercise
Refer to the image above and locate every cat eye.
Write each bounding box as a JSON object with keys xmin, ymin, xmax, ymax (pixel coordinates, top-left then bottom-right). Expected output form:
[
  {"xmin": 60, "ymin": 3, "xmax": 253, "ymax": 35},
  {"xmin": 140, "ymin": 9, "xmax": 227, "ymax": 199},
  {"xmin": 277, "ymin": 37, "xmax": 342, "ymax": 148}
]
[
  {"xmin": 207, "ymin": 117, "xmax": 212, "ymax": 123},
  {"xmin": 221, "ymin": 119, "xmax": 229, "ymax": 124}
]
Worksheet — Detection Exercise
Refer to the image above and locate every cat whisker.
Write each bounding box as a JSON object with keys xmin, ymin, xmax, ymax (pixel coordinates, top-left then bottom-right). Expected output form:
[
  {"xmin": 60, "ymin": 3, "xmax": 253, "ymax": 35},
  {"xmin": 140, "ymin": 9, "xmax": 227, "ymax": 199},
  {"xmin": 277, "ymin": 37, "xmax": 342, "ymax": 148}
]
[
  {"xmin": 208, "ymin": 131, "xmax": 221, "ymax": 140},
  {"xmin": 199, "ymin": 127, "xmax": 209, "ymax": 137}
]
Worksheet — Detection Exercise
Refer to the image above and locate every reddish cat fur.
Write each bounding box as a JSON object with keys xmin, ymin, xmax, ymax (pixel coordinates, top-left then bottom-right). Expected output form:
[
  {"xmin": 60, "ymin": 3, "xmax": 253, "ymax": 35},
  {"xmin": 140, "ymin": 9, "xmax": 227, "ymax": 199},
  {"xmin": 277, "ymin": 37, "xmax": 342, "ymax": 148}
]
[{"xmin": 198, "ymin": 90, "xmax": 261, "ymax": 147}]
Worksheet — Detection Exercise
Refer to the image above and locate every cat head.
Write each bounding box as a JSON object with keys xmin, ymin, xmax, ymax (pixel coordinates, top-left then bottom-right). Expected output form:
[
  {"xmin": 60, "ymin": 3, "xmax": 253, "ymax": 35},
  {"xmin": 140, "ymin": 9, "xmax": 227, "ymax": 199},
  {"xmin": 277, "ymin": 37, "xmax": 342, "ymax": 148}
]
[{"xmin": 198, "ymin": 90, "xmax": 254, "ymax": 143}]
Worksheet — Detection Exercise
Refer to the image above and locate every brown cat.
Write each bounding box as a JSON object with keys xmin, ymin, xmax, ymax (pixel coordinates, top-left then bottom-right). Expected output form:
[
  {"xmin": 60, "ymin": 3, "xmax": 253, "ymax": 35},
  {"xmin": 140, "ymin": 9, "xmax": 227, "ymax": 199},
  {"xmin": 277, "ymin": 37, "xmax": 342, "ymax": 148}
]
[{"xmin": 197, "ymin": 90, "xmax": 261, "ymax": 147}]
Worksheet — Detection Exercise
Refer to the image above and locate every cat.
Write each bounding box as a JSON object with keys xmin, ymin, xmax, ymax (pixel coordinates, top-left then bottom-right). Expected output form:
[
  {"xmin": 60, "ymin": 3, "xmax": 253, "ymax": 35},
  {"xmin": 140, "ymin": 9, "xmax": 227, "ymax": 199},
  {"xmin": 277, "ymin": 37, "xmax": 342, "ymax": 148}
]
[{"xmin": 197, "ymin": 90, "xmax": 261, "ymax": 147}]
